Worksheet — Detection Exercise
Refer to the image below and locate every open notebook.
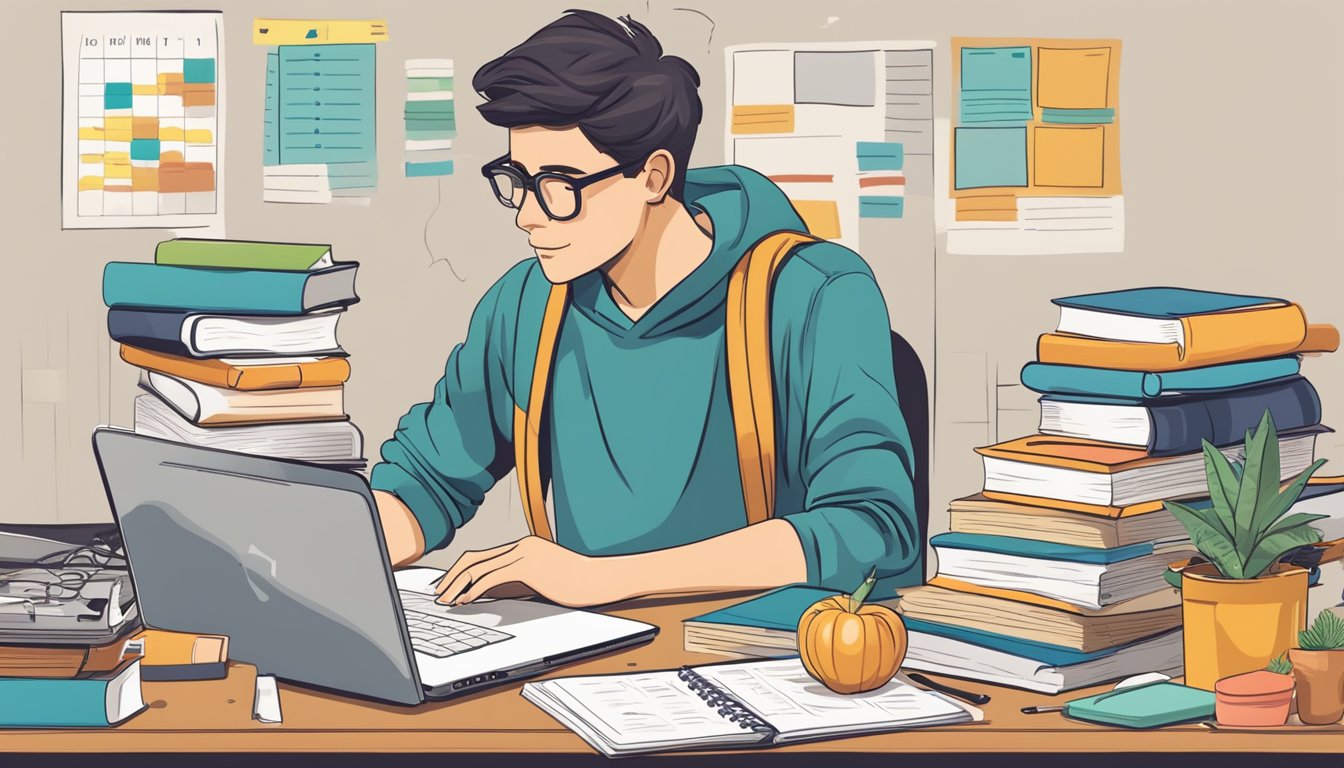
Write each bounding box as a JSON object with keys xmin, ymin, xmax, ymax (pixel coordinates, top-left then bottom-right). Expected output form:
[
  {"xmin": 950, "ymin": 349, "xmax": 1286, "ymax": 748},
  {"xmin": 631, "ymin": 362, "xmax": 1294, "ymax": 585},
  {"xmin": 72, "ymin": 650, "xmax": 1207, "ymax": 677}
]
[{"xmin": 522, "ymin": 658, "xmax": 982, "ymax": 757}]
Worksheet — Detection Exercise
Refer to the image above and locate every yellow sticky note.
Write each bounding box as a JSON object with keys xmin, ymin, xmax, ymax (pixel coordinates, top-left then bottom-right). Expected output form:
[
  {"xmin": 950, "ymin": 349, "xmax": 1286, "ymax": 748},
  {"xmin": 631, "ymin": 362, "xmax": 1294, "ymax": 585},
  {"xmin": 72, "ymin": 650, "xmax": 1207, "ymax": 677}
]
[
  {"xmin": 78, "ymin": 175, "xmax": 104, "ymax": 191},
  {"xmin": 731, "ymin": 104, "xmax": 795, "ymax": 135},
  {"xmin": 252, "ymin": 18, "xmax": 388, "ymax": 45},
  {"xmin": 1034, "ymin": 126, "xmax": 1105, "ymax": 188},
  {"xmin": 184, "ymin": 129, "xmax": 214, "ymax": 145},
  {"xmin": 791, "ymin": 199, "xmax": 842, "ymax": 240},
  {"xmin": 1038, "ymin": 47, "xmax": 1112, "ymax": 110}
]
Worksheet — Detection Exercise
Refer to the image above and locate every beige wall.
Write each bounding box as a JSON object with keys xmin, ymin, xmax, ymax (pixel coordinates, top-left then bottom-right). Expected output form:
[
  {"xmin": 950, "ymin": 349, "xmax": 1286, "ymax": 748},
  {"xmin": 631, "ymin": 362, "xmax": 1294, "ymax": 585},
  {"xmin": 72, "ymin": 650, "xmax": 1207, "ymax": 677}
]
[{"xmin": 2, "ymin": 1, "xmax": 1341, "ymax": 604}]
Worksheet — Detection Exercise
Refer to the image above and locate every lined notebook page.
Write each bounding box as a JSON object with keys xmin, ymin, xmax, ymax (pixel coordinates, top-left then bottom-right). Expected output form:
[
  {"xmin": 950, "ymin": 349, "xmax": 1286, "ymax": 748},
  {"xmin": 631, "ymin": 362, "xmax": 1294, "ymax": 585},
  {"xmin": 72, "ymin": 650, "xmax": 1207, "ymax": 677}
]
[
  {"xmin": 526, "ymin": 671, "xmax": 760, "ymax": 753},
  {"xmin": 697, "ymin": 659, "xmax": 976, "ymax": 741}
]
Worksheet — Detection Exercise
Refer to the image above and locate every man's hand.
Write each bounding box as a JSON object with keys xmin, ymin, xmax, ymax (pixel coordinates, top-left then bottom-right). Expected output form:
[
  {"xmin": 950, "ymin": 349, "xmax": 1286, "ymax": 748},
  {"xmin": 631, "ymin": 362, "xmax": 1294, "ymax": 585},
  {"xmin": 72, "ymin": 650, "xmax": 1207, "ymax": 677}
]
[{"xmin": 432, "ymin": 536, "xmax": 630, "ymax": 608}]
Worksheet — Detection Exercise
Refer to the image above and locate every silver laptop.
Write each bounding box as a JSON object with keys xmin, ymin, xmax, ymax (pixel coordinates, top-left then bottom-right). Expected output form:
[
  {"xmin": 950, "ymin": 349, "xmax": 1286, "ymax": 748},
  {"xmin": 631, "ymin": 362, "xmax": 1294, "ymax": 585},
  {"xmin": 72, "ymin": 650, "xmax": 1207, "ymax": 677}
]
[{"xmin": 92, "ymin": 428, "xmax": 657, "ymax": 705}]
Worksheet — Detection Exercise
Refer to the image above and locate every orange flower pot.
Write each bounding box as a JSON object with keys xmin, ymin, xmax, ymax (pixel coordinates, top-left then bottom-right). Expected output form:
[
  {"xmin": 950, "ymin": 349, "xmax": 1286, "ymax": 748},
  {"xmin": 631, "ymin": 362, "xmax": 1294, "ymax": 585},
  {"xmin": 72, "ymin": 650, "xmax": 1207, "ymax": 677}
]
[
  {"xmin": 1214, "ymin": 670, "xmax": 1295, "ymax": 727},
  {"xmin": 1180, "ymin": 563, "xmax": 1308, "ymax": 691}
]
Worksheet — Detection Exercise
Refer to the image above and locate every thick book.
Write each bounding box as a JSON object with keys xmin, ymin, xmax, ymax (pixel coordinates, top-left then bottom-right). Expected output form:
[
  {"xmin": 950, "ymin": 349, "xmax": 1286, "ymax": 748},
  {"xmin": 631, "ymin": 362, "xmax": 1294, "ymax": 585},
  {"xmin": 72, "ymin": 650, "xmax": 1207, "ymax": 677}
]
[
  {"xmin": 522, "ymin": 658, "xmax": 980, "ymax": 757},
  {"xmin": 0, "ymin": 634, "xmax": 140, "ymax": 679},
  {"xmin": 134, "ymin": 393, "xmax": 365, "ymax": 467},
  {"xmin": 683, "ymin": 586, "xmax": 899, "ymax": 660},
  {"xmin": 1038, "ymin": 376, "xmax": 1321, "ymax": 456},
  {"xmin": 1020, "ymin": 357, "xmax": 1301, "ymax": 400},
  {"xmin": 155, "ymin": 238, "xmax": 333, "ymax": 271},
  {"xmin": 1036, "ymin": 324, "xmax": 1338, "ymax": 371},
  {"xmin": 103, "ymin": 262, "xmax": 359, "ymax": 315},
  {"xmin": 948, "ymin": 493, "xmax": 1187, "ymax": 548},
  {"xmin": 898, "ymin": 621, "xmax": 1184, "ymax": 694},
  {"xmin": 108, "ymin": 308, "xmax": 345, "ymax": 357},
  {"xmin": 981, "ymin": 474, "xmax": 1344, "ymax": 519},
  {"xmin": 0, "ymin": 659, "xmax": 145, "ymax": 727},
  {"xmin": 1052, "ymin": 287, "xmax": 1297, "ymax": 346},
  {"xmin": 896, "ymin": 583, "xmax": 1181, "ymax": 652},
  {"xmin": 929, "ymin": 532, "xmax": 1195, "ymax": 609},
  {"xmin": 121, "ymin": 345, "xmax": 351, "ymax": 391},
  {"xmin": 140, "ymin": 370, "xmax": 345, "ymax": 426},
  {"xmin": 975, "ymin": 428, "xmax": 1327, "ymax": 507}
]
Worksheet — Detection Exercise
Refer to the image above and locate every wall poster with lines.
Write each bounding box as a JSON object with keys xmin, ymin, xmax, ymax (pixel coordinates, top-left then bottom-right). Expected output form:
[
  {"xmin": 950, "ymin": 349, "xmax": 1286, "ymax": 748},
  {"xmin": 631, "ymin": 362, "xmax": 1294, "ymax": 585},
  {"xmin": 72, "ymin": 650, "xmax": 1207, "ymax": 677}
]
[{"xmin": 60, "ymin": 11, "xmax": 225, "ymax": 231}]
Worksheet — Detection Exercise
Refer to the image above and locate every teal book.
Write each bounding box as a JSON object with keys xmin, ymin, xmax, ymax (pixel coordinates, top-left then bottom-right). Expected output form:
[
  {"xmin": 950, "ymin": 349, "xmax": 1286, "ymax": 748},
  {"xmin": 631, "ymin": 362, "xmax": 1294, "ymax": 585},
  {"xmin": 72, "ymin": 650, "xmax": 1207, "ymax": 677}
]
[
  {"xmin": 1052, "ymin": 287, "xmax": 1286, "ymax": 318},
  {"xmin": 1064, "ymin": 681, "xmax": 1214, "ymax": 728},
  {"xmin": 0, "ymin": 660, "xmax": 146, "ymax": 727},
  {"xmin": 690, "ymin": 585, "xmax": 841, "ymax": 633},
  {"xmin": 930, "ymin": 532, "xmax": 1156, "ymax": 564},
  {"xmin": 155, "ymin": 238, "xmax": 333, "ymax": 271},
  {"xmin": 103, "ymin": 262, "xmax": 359, "ymax": 314},
  {"xmin": 1019, "ymin": 358, "xmax": 1301, "ymax": 399}
]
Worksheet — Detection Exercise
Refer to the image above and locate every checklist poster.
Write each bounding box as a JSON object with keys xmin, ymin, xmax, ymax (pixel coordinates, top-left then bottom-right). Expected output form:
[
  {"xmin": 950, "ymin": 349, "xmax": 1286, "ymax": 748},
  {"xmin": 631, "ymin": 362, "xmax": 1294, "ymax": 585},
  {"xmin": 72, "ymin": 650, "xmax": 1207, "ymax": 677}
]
[{"xmin": 61, "ymin": 11, "xmax": 225, "ymax": 231}]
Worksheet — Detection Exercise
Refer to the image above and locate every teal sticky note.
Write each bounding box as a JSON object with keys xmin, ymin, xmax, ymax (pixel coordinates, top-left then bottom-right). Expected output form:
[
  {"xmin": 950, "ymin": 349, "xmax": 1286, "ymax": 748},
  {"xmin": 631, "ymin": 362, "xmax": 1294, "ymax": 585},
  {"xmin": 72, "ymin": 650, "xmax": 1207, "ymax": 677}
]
[
  {"xmin": 129, "ymin": 139, "xmax": 160, "ymax": 161},
  {"xmin": 406, "ymin": 160, "xmax": 454, "ymax": 177},
  {"xmin": 960, "ymin": 46, "xmax": 1033, "ymax": 124},
  {"xmin": 104, "ymin": 82, "xmax": 132, "ymax": 110},
  {"xmin": 859, "ymin": 196, "xmax": 904, "ymax": 218},
  {"xmin": 1042, "ymin": 107, "xmax": 1116, "ymax": 124},
  {"xmin": 856, "ymin": 141, "xmax": 904, "ymax": 171},
  {"xmin": 183, "ymin": 58, "xmax": 215, "ymax": 84},
  {"xmin": 955, "ymin": 126, "xmax": 1027, "ymax": 189}
]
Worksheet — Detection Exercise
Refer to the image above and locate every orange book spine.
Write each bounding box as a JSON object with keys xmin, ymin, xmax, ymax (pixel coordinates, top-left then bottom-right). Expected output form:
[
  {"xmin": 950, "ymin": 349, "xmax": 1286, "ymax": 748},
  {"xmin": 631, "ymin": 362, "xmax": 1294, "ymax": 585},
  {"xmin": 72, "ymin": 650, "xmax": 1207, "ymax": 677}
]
[
  {"xmin": 120, "ymin": 345, "xmax": 351, "ymax": 390},
  {"xmin": 1038, "ymin": 318, "xmax": 1338, "ymax": 371}
]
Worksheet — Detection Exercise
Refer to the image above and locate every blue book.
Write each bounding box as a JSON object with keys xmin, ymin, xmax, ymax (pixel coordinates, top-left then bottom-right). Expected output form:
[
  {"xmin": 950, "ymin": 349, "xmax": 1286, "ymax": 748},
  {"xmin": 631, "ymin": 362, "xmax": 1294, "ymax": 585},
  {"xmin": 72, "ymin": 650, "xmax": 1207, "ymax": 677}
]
[
  {"xmin": 1052, "ymin": 287, "xmax": 1286, "ymax": 318},
  {"xmin": 1019, "ymin": 358, "xmax": 1301, "ymax": 400},
  {"xmin": 930, "ymin": 532, "xmax": 1157, "ymax": 564},
  {"xmin": 1039, "ymin": 376, "xmax": 1321, "ymax": 457},
  {"xmin": 689, "ymin": 585, "xmax": 841, "ymax": 633},
  {"xmin": 0, "ymin": 660, "xmax": 145, "ymax": 727},
  {"xmin": 103, "ymin": 263, "xmax": 359, "ymax": 315}
]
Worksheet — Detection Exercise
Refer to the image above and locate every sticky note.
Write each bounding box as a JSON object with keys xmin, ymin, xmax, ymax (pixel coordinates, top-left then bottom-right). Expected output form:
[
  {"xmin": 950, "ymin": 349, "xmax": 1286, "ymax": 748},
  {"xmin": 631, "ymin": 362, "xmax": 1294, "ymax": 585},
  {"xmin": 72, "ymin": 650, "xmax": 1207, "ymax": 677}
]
[
  {"xmin": 1042, "ymin": 108, "xmax": 1115, "ymax": 124},
  {"xmin": 792, "ymin": 199, "xmax": 842, "ymax": 240},
  {"xmin": 1038, "ymin": 47, "xmax": 1111, "ymax": 109},
  {"xmin": 183, "ymin": 58, "xmax": 216, "ymax": 84},
  {"xmin": 405, "ymin": 160, "xmax": 454, "ymax": 177},
  {"xmin": 955, "ymin": 126, "xmax": 1027, "ymax": 189},
  {"xmin": 859, "ymin": 196, "xmax": 904, "ymax": 218},
  {"xmin": 731, "ymin": 105, "xmax": 795, "ymax": 135},
  {"xmin": 1034, "ymin": 126, "xmax": 1105, "ymax": 187},
  {"xmin": 960, "ymin": 47, "xmax": 1032, "ymax": 124},
  {"xmin": 856, "ymin": 141, "xmax": 904, "ymax": 171},
  {"xmin": 129, "ymin": 139, "xmax": 161, "ymax": 161}
]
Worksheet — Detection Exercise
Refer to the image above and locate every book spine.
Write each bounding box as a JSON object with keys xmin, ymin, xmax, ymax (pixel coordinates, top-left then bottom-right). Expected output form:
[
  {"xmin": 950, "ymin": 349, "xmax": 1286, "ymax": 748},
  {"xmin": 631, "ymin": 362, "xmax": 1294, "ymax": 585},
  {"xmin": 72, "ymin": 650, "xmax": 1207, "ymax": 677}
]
[
  {"xmin": 1021, "ymin": 359, "xmax": 1303, "ymax": 398},
  {"xmin": 103, "ymin": 263, "xmax": 312, "ymax": 314},
  {"xmin": 1037, "ymin": 331, "xmax": 1318, "ymax": 372},
  {"xmin": 1178, "ymin": 303, "xmax": 1306, "ymax": 359},
  {"xmin": 108, "ymin": 309, "xmax": 195, "ymax": 356},
  {"xmin": 677, "ymin": 667, "xmax": 776, "ymax": 737},
  {"xmin": 156, "ymin": 240, "xmax": 321, "ymax": 271},
  {"xmin": 1145, "ymin": 377, "xmax": 1321, "ymax": 456},
  {"xmin": 0, "ymin": 678, "xmax": 111, "ymax": 726}
]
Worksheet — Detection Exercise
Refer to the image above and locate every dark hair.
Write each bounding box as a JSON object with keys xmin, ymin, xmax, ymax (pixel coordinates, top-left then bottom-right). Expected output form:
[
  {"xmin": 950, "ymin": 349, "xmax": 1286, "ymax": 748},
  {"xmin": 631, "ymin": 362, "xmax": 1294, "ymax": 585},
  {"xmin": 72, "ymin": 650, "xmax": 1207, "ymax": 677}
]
[{"xmin": 473, "ymin": 10, "xmax": 702, "ymax": 202}]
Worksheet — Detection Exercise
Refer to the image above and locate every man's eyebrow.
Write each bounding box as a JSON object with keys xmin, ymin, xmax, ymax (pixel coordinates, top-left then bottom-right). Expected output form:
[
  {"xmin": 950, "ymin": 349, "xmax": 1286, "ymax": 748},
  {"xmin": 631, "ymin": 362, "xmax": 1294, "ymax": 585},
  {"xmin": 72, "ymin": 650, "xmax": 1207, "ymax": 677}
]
[{"xmin": 540, "ymin": 164, "xmax": 587, "ymax": 175}]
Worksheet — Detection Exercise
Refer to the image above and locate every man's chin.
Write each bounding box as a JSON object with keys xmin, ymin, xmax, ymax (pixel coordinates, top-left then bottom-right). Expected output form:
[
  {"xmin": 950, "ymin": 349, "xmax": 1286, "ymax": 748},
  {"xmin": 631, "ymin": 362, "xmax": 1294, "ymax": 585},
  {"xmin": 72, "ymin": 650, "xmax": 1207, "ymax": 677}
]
[{"xmin": 534, "ymin": 253, "xmax": 590, "ymax": 284}]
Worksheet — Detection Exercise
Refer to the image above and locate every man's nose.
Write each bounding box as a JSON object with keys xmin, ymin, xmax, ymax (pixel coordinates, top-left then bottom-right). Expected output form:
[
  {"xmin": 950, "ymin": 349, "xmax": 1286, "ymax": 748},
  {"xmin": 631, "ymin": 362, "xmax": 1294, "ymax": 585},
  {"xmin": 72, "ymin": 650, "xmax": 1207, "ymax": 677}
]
[{"xmin": 515, "ymin": 191, "xmax": 547, "ymax": 232}]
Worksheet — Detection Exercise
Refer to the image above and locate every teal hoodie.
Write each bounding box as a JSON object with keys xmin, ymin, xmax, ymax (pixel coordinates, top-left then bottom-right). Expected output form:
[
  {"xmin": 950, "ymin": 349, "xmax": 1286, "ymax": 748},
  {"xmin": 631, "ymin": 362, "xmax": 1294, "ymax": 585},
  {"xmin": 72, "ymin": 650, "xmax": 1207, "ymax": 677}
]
[{"xmin": 370, "ymin": 165, "xmax": 921, "ymax": 593}]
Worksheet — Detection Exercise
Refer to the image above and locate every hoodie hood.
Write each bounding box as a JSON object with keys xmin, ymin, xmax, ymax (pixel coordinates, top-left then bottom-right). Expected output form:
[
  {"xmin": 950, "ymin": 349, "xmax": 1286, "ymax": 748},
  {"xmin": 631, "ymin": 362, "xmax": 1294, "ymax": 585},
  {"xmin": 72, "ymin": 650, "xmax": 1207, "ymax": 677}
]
[{"xmin": 568, "ymin": 165, "xmax": 808, "ymax": 339}]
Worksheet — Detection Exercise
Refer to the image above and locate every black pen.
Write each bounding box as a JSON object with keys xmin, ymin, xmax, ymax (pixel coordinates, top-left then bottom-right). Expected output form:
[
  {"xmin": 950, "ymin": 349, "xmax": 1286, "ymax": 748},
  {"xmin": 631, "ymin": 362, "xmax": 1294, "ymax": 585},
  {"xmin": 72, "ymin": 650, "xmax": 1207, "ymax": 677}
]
[
  {"xmin": 1021, "ymin": 705, "xmax": 1064, "ymax": 714},
  {"xmin": 907, "ymin": 673, "xmax": 992, "ymax": 705}
]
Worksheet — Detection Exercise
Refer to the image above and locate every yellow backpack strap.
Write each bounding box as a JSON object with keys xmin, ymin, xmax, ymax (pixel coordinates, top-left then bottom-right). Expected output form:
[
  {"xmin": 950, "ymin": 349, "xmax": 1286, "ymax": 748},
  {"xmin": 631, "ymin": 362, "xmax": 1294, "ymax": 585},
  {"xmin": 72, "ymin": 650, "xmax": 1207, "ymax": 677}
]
[
  {"xmin": 514, "ymin": 281, "xmax": 570, "ymax": 541},
  {"xmin": 725, "ymin": 231, "xmax": 820, "ymax": 525}
]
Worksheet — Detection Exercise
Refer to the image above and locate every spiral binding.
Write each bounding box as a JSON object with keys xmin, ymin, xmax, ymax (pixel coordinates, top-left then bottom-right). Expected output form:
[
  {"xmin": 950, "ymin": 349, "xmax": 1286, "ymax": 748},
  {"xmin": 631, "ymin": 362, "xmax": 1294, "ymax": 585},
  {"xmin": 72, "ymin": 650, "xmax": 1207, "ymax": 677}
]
[{"xmin": 677, "ymin": 667, "xmax": 776, "ymax": 736}]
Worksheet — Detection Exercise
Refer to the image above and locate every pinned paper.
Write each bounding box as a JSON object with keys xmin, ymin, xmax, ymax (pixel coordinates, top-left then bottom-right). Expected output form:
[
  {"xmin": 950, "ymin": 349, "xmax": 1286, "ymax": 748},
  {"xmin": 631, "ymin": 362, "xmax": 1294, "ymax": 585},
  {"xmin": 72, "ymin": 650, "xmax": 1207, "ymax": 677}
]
[
  {"xmin": 959, "ymin": 47, "xmax": 1033, "ymax": 124},
  {"xmin": 1037, "ymin": 47, "xmax": 1111, "ymax": 109},
  {"xmin": 955, "ymin": 126, "xmax": 1027, "ymax": 189},
  {"xmin": 252, "ymin": 19, "xmax": 388, "ymax": 45},
  {"xmin": 1033, "ymin": 125, "xmax": 1105, "ymax": 188},
  {"xmin": 404, "ymin": 59, "xmax": 455, "ymax": 176},
  {"xmin": 731, "ymin": 105, "xmax": 795, "ymax": 135}
]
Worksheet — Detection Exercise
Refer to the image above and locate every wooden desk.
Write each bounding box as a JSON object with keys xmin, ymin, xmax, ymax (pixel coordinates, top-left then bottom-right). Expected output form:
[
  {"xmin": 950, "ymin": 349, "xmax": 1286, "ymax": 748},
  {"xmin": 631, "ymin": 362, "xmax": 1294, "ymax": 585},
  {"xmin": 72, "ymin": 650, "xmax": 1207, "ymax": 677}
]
[{"xmin": 3, "ymin": 594, "xmax": 1341, "ymax": 766}]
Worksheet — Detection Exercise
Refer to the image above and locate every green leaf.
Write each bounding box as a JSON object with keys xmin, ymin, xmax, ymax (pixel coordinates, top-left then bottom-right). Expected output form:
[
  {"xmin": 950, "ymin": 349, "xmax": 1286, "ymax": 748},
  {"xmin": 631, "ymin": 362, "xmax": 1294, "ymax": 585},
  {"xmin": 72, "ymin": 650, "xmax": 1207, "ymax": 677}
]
[
  {"xmin": 1257, "ymin": 459, "xmax": 1328, "ymax": 539},
  {"xmin": 1165, "ymin": 500, "xmax": 1244, "ymax": 579},
  {"xmin": 1299, "ymin": 610, "xmax": 1344, "ymax": 650},
  {"xmin": 1258, "ymin": 511, "xmax": 1329, "ymax": 541},
  {"xmin": 1243, "ymin": 523, "xmax": 1322, "ymax": 579},
  {"xmin": 849, "ymin": 566, "xmax": 878, "ymax": 611},
  {"xmin": 1229, "ymin": 459, "xmax": 1245, "ymax": 483},
  {"xmin": 1201, "ymin": 440, "xmax": 1240, "ymax": 540},
  {"xmin": 1267, "ymin": 653, "xmax": 1293, "ymax": 674},
  {"xmin": 1234, "ymin": 412, "xmax": 1277, "ymax": 559}
]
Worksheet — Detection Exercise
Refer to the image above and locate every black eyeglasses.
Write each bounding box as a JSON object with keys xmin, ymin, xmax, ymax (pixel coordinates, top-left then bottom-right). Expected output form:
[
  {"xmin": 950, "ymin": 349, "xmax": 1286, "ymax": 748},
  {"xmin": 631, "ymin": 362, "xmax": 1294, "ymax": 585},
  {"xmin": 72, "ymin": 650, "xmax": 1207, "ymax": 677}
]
[{"xmin": 481, "ymin": 154, "xmax": 646, "ymax": 221}]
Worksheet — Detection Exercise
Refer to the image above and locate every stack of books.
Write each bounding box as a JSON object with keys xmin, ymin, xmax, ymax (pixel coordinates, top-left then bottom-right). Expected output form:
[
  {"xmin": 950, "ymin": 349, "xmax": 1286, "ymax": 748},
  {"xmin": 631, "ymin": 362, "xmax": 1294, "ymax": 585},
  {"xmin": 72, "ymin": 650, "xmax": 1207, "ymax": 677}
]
[
  {"xmin": 102, "ymin": 239, "xmax": 365, "ymax": 467},
  {"xmin": 899, "ymin": 287, "xmax": 1342, "ymax": 693}
]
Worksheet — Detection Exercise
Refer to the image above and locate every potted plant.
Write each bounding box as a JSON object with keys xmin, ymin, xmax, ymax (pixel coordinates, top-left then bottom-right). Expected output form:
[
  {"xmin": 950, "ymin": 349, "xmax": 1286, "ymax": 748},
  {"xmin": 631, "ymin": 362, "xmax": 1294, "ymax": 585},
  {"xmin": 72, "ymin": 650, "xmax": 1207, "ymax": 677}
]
[
  {"xmin": 1288, "ymin": 610, "xmax": 1344, "ymax": 724},
  {"xmin": 1214, "ymin": 654, "xmax": 1295, "ymax": 727},
  {"xmin": 1163, "ymin": 410, "xmax": 1328, "ymax": 690}
]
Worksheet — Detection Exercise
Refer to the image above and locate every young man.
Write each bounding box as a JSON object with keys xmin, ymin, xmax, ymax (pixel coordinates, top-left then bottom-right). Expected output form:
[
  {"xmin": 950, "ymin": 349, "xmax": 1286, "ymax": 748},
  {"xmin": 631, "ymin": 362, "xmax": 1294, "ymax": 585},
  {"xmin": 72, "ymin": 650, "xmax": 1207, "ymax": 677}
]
[{"xmin": 370, "ymin": 10, "xmax": 919, "ymax": 607}]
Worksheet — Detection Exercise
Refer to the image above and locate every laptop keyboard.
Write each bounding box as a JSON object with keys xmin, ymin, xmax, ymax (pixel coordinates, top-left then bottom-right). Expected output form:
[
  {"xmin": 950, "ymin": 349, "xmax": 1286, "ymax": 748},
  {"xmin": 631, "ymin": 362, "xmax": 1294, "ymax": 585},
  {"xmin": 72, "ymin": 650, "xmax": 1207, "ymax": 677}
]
[{"xmin": 400, "ymin": 598, "xmax": 514, "ymax": 659}]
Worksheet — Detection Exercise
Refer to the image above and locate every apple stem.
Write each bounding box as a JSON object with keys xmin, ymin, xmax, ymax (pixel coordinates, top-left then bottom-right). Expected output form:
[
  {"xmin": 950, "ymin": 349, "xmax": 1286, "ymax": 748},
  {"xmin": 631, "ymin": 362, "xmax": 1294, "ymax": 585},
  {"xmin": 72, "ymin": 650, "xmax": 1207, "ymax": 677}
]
[{"xmin": 849, "ymin": 566, "xmax": 878, "ymax": 612}]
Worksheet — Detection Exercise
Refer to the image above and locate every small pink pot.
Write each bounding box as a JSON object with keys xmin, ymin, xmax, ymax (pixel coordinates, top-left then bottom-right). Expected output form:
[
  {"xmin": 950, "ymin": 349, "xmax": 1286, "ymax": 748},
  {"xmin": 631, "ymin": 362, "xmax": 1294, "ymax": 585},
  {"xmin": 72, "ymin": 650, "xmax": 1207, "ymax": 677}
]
[{"xmin": 1214, "ymin": 670, "xmax": 1294, "ymax": 727}]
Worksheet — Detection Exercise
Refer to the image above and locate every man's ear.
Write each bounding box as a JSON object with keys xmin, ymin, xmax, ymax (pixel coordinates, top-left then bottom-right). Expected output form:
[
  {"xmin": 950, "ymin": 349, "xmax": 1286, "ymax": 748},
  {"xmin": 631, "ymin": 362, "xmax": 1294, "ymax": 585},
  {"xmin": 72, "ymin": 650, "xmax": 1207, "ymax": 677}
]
[{"xmin": 643, "ymin": 150, "xmax": 675, "ymax": 204}]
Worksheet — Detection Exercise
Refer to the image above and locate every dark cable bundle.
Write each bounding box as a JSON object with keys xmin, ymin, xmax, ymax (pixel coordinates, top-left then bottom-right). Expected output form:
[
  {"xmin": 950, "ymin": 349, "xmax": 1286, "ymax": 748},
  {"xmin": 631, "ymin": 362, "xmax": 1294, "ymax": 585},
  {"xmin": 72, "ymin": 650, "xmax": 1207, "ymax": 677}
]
[{"xmin": 676, "ymin": 667, "xmax": 775, "ymax": 735}]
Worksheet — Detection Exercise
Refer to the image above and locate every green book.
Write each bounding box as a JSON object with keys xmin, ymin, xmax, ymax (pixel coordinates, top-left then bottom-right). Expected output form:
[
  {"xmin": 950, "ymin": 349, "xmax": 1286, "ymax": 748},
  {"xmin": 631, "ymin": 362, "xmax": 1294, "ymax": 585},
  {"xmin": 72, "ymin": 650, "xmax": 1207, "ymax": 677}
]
[
  {"xmin": 1063, "ymin": 681, "xmax": 1214, "ymax": 728},
  {"xmin": 156, "ymin": 239, "xmax": 333, "ymax": 271}
]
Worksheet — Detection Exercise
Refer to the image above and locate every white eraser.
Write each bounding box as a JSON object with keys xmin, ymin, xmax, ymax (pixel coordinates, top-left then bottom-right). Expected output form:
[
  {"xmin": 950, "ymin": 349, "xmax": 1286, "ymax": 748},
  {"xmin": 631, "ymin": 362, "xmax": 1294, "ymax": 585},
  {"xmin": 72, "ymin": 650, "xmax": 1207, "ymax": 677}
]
[{"xmin": 253, "ymin": 674, "xmax": 283, "ymax": 724}]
